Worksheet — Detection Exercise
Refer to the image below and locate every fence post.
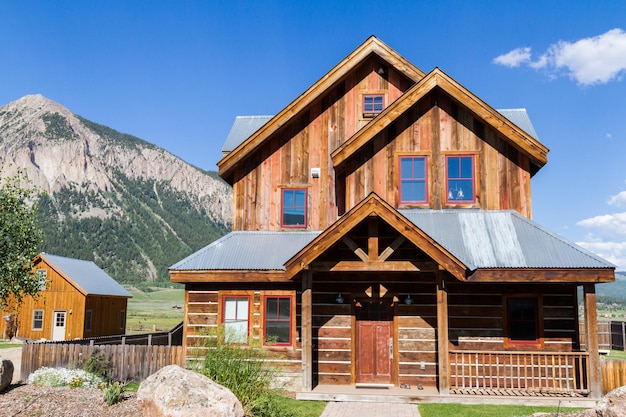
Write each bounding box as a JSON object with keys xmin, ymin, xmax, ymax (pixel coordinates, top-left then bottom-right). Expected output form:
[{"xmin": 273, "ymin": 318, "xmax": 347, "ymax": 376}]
[
  {"xmin": 148, "ymin": 334, "xmax": 152, "ymax": 346},
  {"xmin": 622, "ymin": 322, "xmax": 625, "ymax": 351}
]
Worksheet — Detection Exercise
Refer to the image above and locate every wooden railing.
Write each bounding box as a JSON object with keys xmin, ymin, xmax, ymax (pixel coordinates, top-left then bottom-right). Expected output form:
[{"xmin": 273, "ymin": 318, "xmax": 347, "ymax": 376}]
[{"xmin": 450, "ymin": 350, "xmax": 590, "ymax": 395}]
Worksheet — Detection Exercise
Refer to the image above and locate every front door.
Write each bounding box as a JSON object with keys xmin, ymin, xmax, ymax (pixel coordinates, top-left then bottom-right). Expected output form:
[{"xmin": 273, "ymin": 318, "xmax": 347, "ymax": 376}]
[
  {"xmin": 355, "ymin": 299, "xmax": 393, "ymax": 384},
  {"xmin": 52, "ymin": 311, "xmax": 66, "ymax": 341}
]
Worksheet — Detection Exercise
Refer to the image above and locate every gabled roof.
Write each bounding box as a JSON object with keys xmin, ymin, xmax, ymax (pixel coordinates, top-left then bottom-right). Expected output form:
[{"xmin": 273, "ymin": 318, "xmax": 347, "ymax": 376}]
[
  {"xmin": 222, "ymin": 116, "xmax": 273, "ymax": 154},
  {"xmin": 217, "ymin": 36, "xmax": 425, "ymax": 182},
  {"xmin": 331, "ymin": 68, "xmax": 549, "ymax": 174},
  {"xmin": 39, "ymin": 253, "xmax": 132, "ymax": 298}
]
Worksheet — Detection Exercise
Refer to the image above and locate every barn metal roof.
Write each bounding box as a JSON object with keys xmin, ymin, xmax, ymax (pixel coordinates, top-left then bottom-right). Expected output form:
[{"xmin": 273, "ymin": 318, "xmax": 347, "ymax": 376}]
[
  {"xmin": 42, "ymin": 253, "xmax": 132, "ymax": 297},
  {"xmin": 398, "ymin": 210, "xmax": 613, "ymax": 270},
  {"xmin": 221, "ymin": 116, "xmax": 273, "ymax": 154},
  {"xmin": 221, "ymin": 109, "xmax": 537, "ymax": 156},
  {"xmin": 169, "ymin": 231, "xmax": 321, "ymax": 271},
  {"xmin": 170, "ymin": 211, "xmax": 613, "ymax": 272}
]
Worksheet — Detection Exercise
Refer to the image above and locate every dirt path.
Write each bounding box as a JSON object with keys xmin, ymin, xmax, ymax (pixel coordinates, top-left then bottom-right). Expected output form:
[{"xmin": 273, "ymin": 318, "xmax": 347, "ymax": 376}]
[{"xmin": 1, "ymin": 347, "xmax": 22, "ymax": 383}]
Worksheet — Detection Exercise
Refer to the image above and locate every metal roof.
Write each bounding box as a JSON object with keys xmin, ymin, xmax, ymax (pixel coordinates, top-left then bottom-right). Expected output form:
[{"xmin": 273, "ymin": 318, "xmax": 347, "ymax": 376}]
[
  {"xmin": 221, "ymin": 116, "xmax": 273, "ymax": 153},
  {"xmin": 222, "ymin": 110, "xmax": 537, "ymax": 155},
  {"xmin": 497, "ymin": 109, "xmax": 539, "ymax": 140},
  {"xmin": 399, "ymin": 209, "xmax": 613, "ymax": 270},
  {"xmin": 42, "ymin": 253, "xmax": 132, "ymax": 297},
  {"xmin": 169, "ymin": 211, "xmax": 613, "ymax": 272},
  {"xmin": 169, "ymin": 231, "xmax": 321, "ymax": 271}
]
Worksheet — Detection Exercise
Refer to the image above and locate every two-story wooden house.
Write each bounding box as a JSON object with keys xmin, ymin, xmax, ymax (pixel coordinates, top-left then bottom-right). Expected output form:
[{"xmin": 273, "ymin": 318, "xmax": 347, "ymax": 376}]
[{"xmin": 170, "ymin": 37, "xmax": 614, "ymax": 402}]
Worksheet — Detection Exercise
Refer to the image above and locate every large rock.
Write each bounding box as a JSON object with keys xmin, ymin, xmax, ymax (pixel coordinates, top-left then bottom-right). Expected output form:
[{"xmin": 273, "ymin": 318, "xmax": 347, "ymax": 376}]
[
  {"xmin": 137, "ymin": 365, "xmax": 244, "ymax": 417},
  {"xmin": 0, "ymin": 357, "xmax": 14, "ymax": 392},
  {"xmin": 596, "ymin": 385, "xmax": 626, "ymax": 417}
]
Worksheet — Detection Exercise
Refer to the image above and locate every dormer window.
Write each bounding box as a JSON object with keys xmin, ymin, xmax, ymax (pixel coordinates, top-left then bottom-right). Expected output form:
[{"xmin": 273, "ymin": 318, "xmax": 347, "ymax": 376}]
[
  {"xmin": 281, "ymin": 188, "xmax": 307, "ymax": 228},
  {"xmin": 362, "ymin": 94, "xmax": 384, "ymax": 117}
]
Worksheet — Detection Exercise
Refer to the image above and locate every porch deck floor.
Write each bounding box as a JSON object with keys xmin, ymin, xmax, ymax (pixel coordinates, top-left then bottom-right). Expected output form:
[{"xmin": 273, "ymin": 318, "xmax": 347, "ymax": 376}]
[{"xmin": 296, "ymin": 384, "xmax": 599, "ymax": 408}]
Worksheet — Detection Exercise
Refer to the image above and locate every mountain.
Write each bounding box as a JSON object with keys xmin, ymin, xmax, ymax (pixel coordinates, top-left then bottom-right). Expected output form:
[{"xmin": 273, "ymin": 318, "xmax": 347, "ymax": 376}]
[{"xmin": 0, "ymin": 94, "xmax": 232, "ymax": 285}]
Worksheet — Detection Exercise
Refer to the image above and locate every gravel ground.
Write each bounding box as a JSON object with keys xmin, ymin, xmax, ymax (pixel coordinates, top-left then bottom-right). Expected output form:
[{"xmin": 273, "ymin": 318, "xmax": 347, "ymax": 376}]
[{"xmin": 0, "ymin": 384, "xmax": 141, "ymax": 417}]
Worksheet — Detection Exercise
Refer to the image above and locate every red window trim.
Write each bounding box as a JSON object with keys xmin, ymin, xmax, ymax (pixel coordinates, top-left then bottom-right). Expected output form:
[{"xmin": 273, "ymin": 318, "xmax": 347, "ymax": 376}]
[
  {"xmin": 281, "ymin": 188, "xmax": 307, "ymax": 229},
  {"xmin": 263, "ymin": 295, "xmax": 293, "ymax": 347},
  {"xmin": 362, "ymin": 94, "xmax": 385, "ymax": 117},
  {"xmin": 445, "ymin": 154, "xmax": 476, "ymax": 205},
  {"xmin": 398, "ymin": 155, "xmax": 429, "ymax": 205}
]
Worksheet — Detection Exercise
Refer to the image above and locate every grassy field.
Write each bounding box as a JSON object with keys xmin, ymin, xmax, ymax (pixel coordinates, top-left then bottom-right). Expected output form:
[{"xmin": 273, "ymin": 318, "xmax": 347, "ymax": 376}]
[
  {"xmin": 418, "ymin": 403, "xmax": 585, "ymax": 417},
  {"xmin": 125, "ymin": 287, "xmax": 185, "ymax": 334}
]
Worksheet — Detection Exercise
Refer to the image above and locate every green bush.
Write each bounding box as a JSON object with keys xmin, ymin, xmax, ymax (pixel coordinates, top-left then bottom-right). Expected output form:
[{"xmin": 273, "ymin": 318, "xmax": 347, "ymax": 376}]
[
  {"xmin": 99, "ymin": 381, "xmax": 123, "ymax": 406},
  {"xmin": 192, "ymin": 327, "xmax": 283, "ymax": 416},
  {"xmin": 77, "ymin": 350, "xmax": 113, "ymax": 381}
]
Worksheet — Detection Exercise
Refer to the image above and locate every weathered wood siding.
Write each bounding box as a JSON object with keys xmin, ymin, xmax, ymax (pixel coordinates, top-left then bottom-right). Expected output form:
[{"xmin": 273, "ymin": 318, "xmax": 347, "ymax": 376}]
[
  {"xmin": 343, "ymin": 91, "xmax": 533, "ymax": 216},
  {"xmin": 448, "ymin": 283, "xmax": 578, "ymax": 352},
  {"xmin": 231, "ymin": 56, "xmax": 412, "ymax": 231},
  {"xmin": 84, "ymin": 295, "xmax": 129, "ymax": 338}
]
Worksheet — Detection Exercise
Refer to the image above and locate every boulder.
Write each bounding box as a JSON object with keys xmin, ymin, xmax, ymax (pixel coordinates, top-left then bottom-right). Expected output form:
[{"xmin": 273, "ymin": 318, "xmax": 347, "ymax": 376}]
[
  {"xmin": 137, "ymin": 365, "xmax": 244, "ymax": 417},
  {"xmin": 0, "ymin": 357, "xmax": 14, "ymax": 392},
  {"xmin": 596, "ymin": 385, "xmax": 626, "ymax": 417}
]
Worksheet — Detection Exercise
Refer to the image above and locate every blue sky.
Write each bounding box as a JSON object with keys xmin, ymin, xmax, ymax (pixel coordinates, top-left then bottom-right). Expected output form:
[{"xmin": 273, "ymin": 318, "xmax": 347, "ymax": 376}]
[{"xmin": 1, "ymin": 1, "xmax": 625, "ymax": 269}]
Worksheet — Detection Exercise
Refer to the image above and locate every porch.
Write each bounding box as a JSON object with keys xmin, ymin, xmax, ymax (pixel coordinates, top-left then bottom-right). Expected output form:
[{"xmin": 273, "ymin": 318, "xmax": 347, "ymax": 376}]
[{"xmin": 296, "ymin": 350, "xmax": 598, "ymax": 407}]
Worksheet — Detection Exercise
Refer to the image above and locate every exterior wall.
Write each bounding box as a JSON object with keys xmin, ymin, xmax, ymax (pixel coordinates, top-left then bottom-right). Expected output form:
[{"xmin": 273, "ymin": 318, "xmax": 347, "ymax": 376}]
[
  {"xmin": 183, "ymin": 283, "xmax": 302, "ymax": 385},
  {"xmin": 342, "ymin": 91, "xmax": 533, "ymax": 217},
  {"xmin": 84, "ymin": 295, "xmax": 129, "ymax": 338},
  {"xmin": 447, "ymin": 282, "xmax": 579, "ymax": 352},
  {"xmin": 231, "ymin": 55, "xmax": 413, "ymax": 231}
]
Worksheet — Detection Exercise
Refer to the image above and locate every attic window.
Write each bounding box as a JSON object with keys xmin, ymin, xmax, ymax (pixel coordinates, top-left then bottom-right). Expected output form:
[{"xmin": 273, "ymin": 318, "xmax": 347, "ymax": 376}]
[
  {"xmin": 363, "ymin": 94, "xmax": 384, "ymax": 117},
  {"xmin": 281, "ymin": 188, "xmax": 307, "ymax": 228},
  {"xmin": 446, "ymin": 155, "xmax": 475, "ymax": 204}
]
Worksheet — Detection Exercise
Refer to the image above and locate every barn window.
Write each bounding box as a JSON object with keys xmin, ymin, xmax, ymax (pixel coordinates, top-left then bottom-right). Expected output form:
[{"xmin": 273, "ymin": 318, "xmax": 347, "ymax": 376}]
[
  {"xmin": 36, "ymin": 269, "xmax": 47, "ymax": 290},
  {"xmin": 264, "ymin": 296, "xmax": 292, "ymax": 346},
  {"xmin": 85, "ymin": 310, "xmax": 93, "ymax": 332},
  {"xmin": 223, "ymin": 296, "xmax": 250, "ymax": 343},
  {"xmin": 32, "ymin": 310, "xmax": 44, "ymax": 330},
  {"xmin": 506, "ymin": 296, "xmax": 541, "ymax": 346},
  {"xmin": 363, "ymin": 94, "xmax": 384, "ymax": 117},
  {"xmin": 446, "ymin": 155, "xmax": 475, "ymax": 203},
  {"xmin": 399, "ymin": 156, "xmax": 428, "ymax": 204},
  {"xmin": 281, "ymin": 188, "xmax": 307, "ymax": 228},
  {"xmin": 119, "ymin": 310, "xmax": 126, "ymax": 331}
]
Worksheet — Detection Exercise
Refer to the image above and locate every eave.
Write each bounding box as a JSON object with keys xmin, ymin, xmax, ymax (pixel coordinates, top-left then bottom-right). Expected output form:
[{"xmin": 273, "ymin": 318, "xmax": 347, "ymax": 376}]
[
  {"xmin": 170, "ymin": 270, "xmax": 290, "ymax": 283},
  {"xmin": 468, "ymin": 268, "xmax": 615, "ymax": 283},
  {"xmin": 331, "ymin": 68, "xmax": 549, "ymax": 174},
  {"xmin": 217, "ymin": 36, "xmax": 426, "ymax": 183}
]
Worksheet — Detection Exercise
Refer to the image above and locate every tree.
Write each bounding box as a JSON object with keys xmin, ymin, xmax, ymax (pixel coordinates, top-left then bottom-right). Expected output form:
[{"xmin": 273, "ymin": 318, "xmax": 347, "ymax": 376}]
[{"xmin": 0, "ymin": 169, "xmax": 43, "ymax": 314}]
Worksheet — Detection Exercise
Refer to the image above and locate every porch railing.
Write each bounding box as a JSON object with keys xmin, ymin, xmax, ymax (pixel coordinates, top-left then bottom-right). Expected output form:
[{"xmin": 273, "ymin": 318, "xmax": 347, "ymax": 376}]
[{"xmin": 449, "ymin": 350, "xmax": 590, "ymax": 395}]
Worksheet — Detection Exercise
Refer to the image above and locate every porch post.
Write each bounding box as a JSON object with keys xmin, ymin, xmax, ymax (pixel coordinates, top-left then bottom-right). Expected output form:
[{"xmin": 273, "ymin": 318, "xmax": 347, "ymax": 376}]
[
  {"xmin": 583, "ymin": 283, "xmax": 601, "ymax": 399},
  {"xmin": 436, "ymin": 271, "xmax": 450, "ymax": 395},
  {"xmin": 302, "ymin": 270, "xmax": 313, "ymax": 391}
]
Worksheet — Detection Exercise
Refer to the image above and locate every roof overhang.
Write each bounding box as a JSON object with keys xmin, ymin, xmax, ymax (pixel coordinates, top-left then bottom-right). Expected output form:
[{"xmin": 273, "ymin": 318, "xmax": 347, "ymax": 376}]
[
  {"xmin": 469, "ymin": 268, "xmax": 615, "ymax": 283},
  {"xmin": 170, "ymin": 270, "xmax": 290, "ymax": 283},
  {"xmin": 217, "ymin": 36, "xmax": 426, "ymax": 183}
]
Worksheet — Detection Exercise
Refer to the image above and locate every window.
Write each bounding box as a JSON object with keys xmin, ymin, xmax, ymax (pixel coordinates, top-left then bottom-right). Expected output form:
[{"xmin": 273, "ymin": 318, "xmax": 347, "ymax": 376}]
[
  {"xmin": 506, "ymin": 297, "xmax": 540, "ymax": 345},
  {"xmin": 36, "ymin": 269, "xmax": 47, "ymax": 290},
  {"xmin": 446, "ymin": 155, "xmax": 475, "ymax": 203},
  {"xmin": 32, "ymin": 310, "xmax": 43, "ymax": 330},
  {"xmin": 399, "ymin": 156, "xmax": 427, "ymax": 204},
  {"xmin": 363, "ymin": 94, "xmax": 384, "ymax": 116},
  {"xmin": 281, "ymin": 188, "xmax": 307, "ymax": 228},
  {"xmin": 119, "ymin": 310, "xmax": 126, "ymax": 331},
  {"xmin": 264, "ymin": 297, "xmax": 292, "ymax": 345},
  {"xmin": 223, "ymin": 296, "xmax": 250, "ymax": 343},
  {"xmin": 85, "ymin": 310, "xmax": 93, "ymax": 332}
]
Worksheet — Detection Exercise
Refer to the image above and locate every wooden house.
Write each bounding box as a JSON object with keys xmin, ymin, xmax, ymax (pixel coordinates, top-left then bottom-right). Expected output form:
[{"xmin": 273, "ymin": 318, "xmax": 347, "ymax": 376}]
[
  {"xmin": 4, "ymin": 253, "xmax": 132, "ymax": 341},
  {"xmin": 170, "ymin": 37, "xmax": 615, "ymax": 401}
]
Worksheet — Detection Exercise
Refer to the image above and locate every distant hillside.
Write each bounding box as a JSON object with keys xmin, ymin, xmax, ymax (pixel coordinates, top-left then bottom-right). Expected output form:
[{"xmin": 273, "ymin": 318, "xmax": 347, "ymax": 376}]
[
  {"xmin": 597, "ymin": 272, "xmax": 626, "ymax": 299},
  {"xmin": 0, "ymin": 94, "xmax": 232, "ymax": 284}
]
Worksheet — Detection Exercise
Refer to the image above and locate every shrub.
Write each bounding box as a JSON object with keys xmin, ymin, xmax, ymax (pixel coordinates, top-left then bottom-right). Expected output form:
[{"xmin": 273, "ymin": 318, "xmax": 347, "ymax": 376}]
[
  {"xmin": 80, "ymin": 350, "xmax": 112, "ymax": 381},
  {"xmin": 99, "ymin": 381, "xmax": 123, "ymax": 406},
  {"xmin": 192, "ymin": 327, "xmax": 283, "ymax": 416},
  {"xmin": 28, "ymin": 367, "xmax": 103, "ymax": 388}
]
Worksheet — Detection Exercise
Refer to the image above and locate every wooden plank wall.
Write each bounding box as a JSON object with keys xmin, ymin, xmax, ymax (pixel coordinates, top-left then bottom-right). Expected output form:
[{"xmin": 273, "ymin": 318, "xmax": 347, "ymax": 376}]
[
  {"xmin": 344, "ymin": 91, "xmax": 533, "ymax": 216},
  {"xmin": 447, "ymin": 283, "xmax": 578, "ymax": 352},
  {"xmin": 232, "ymin": 56, "xmax": 412, "ymax": 231}
]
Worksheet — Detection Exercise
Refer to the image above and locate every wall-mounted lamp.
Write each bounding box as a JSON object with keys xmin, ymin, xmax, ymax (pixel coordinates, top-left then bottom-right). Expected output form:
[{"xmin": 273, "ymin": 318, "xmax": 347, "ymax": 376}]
[
  {"xmin": 311, "ymin": 167, "xmax": 320, "ymax": 178},
  {"xmin": 405, "ymin": 294, "xmax": 413, "ymax": 305},
  {"xmin": 378, "ymin": 65, "xmax": 386, "ymax": 75},
  {"xmin": 336, "ymin": 293, "xmax": 344, "ymax": 304}
]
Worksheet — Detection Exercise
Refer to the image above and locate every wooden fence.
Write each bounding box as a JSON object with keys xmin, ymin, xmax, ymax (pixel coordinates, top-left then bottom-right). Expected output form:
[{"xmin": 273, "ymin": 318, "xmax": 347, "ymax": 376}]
[{"xmin": 21, "ymin": 343, "xmax": 185, "ymax": 382}]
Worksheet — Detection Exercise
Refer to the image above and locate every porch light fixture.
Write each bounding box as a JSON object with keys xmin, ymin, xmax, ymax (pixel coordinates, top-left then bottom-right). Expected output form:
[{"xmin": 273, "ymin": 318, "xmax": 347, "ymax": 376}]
[
  {"xmin": 405, "ymin": 294, "xmax": 413, "ymax": 305},
  {"xmin": 378, "ymin": 65, "xmax": 386, "ymax": 75},
  {"xmin": 336, "ymin": 293, "xmax": 344, "ymax": 304}
]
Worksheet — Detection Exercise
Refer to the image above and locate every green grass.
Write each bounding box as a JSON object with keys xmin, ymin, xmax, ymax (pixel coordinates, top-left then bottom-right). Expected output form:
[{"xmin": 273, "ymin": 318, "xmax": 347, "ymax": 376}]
[
  {"xmin": 419, "ymin": 403, "xmax": 585, "ymax": 417},
  {"xmin": 270, "ymin": 395, "xmax": 326, "ymax": 417},
  {"xmin": 125, "ymin": 287, "xmax": 184, "ymax": 333},
  {"xmin": 0, "ymin": 340, "xmax": 21, "ymax": 349},
  {"xmin": 604, "ymin": 349, "xmax": 626, "ymax": 360}
]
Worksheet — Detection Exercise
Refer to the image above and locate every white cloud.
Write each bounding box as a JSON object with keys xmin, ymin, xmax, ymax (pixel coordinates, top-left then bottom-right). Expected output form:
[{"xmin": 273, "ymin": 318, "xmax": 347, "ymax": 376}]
[
  {"xmin": 492, "ymin": 47, "xmax": 532, "ymax": 67},
  {"xmin": 608, "ymin": 191, "xmax": 626, "ymax": 208},
  {"xmin": 577, "ymin": 211, "xmax": 626, "ymax": 270},
  {"xmin": 577, "ymin": 212, "xmax": 626, "ymax": 237},
  {"xmin": 494, "ymin": 28, "xmax": 626, "ymax": 86},
  {"xmin": 576, "ymin": 239, "xmax": 626, "ymax": 270}
]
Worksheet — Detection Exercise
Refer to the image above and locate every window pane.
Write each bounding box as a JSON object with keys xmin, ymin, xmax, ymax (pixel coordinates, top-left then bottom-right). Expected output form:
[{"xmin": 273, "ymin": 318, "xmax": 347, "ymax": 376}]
[
  {"xmin": 447, "ymin": 156, "xmax": 474, "ymax": 202},
  {"xmin": 447, "ymin": 157, "xmax": 460, "ymax": 178},
  {"xmin": 400, "ymin": 158, "xmax": 413, "ymax": 179},
  {"xmin": 399, "ymin": 157, "xmax": 426, "ymax": 203},
  {"xmin": 402, "ymin": 180, "xmax": 426, "ymax": 201},
  {"xmin": 460, "ymin": 157, "xmax": 473, "ymax": 178},
  {"xmin": 266, "ymin": 323, "xmax": 290, "ymax": 344},
  {"xmin": 224, "ymin": 298, "xmax": 237, "ymax": 320},
  {"xmin": 266, "ymin": 298, "xmax": 278, "ymax": 318},
  {"xmin": 225, "ymin": 321, "xmax": 248, "ymax": 343},
  {"xmin": 508, "ymin": 298, "xmax": 538, "ymax": 341},
  {"xmin": 282, "ymin": 189, "xmax": 306, "ymax": 227},
  {"xmin": 279, "ymin": 298, "xmax": 291, "ymax": 320},
  {"xmin": 236, "ymin": 298, "xmax": 248, "ymax": 320}
]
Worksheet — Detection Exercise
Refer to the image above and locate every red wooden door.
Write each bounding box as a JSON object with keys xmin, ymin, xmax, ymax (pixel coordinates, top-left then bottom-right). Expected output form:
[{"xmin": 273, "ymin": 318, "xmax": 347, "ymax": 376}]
[{"xmin": 355, "ymin": 299, "xmax": 393, "ymax": 384}]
